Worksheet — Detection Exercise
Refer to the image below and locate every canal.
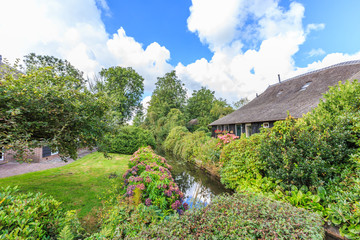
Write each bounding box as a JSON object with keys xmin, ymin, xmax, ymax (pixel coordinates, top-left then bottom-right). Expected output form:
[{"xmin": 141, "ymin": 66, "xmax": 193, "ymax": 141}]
[{"xmin": 165, "ymin": 155, "xmax": 232, "ymax": 208}]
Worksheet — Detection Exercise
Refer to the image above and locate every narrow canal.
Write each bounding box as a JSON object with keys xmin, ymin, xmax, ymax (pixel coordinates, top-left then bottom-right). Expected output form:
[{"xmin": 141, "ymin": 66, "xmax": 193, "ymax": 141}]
[{"xmin": 165, "ymin": 155, "xmax": 232, "ymax": 208}]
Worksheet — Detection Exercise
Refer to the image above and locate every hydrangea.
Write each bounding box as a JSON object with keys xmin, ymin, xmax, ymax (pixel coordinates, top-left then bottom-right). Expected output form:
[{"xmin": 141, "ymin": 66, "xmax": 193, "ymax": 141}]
[
  {"xmin": 145, "ymin": 198, "xmax": 152, "ymax": 206},
  {"xmin": 171, "ymin": 200, "xmax": 181, "ymax": 210}
]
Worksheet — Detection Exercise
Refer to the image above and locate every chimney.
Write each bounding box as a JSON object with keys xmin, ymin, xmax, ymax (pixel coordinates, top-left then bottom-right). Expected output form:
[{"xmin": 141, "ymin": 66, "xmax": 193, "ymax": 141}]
[
  {"xmin": 0, "ymin": 55, "xmax": 2, "ymax": 64},
  {"xmin": 256, "ymin": 93, "xmax": 258, "ymax": 97},
  {"xmin": 278, "ymin": 74, "xmax": 281, "ymax": 83}
]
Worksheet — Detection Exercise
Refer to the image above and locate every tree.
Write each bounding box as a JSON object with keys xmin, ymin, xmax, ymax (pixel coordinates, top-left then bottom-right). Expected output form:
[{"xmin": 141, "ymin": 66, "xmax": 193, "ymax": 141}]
[
  {"xmin": 22, "ymin": 53, "xmax": 85, "ymax": 86},
  {"xmin": 210, "ymin": 98, "xmax": 234, "ymax": 122},
  {"xmin": 99, "ymin": 66, "xmax": 144, "ymax": 124},
  {"xmin": 0, "ymin": 62, "xmax": 109, "ymax": 161},
  {"xmin": 132, "ymin": 104, "xmax": 145, "ymax": 127},
  {"xmin": 233, "ymin": 97, "xmax": 249, "ymax": 109},
  {"xmin": 185, "ymin": 87, "xmax": 216, "ymax": 130},
  {"xmin": 146, "ymin": 71, "xmax": 187, "ymax": 123}
]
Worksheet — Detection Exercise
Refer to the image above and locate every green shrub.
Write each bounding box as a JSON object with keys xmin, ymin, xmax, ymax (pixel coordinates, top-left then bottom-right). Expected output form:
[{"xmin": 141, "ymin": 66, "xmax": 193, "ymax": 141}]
[
  {"xmin": 220, "ymin": 134, "xmax": 265, "ymax": 190},
  {"xmin": 100, "ymin": 125, "xmax": 155, "ymax": 155},
  {"xmin": 86, "ymin": 203, "xmax": 163, "ymax": 240},
  {"xmin": 0, "ymin": 186, "xmax": 82, "ymax": 239},
  {"xmin": 163, "ymin": 126, "xmax": 189, "ymax": 153},
  {"xmin": 137, "ymin": 193, "xmax": 324, "ymax": 239},
  {"xmin": 260, "ymin": 115, "xmax": 352, "ymax": 191}
]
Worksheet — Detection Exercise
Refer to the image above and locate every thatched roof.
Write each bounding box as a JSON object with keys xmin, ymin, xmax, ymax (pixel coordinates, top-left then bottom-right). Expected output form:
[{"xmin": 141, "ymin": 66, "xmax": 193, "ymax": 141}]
[{"xmin": 210, "ymin": 60, "xmax": 360, "ymax": 126}]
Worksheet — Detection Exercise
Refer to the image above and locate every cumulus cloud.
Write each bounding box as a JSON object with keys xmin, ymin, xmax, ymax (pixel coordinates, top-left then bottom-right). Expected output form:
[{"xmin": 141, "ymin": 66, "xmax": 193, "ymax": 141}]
[
  {"xmin": 0, "ymin": 0, "xmax": 172, "ymax": 92},
  {"xmin": 178, "ymin": 0, "xmax": 307, "ymax": 101}
]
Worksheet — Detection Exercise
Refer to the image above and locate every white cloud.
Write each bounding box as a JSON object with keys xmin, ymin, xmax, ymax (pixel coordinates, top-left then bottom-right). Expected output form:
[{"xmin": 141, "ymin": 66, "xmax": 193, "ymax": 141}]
[
  {"xmin": 0, "ymin": 0, "xmax": 172, "ymax": 93},
  {"xmin": 308, "ymin": 48, "xmax": 326, "ymax": 57},
  {"xmin": 306, "ymin": 23, "xmax": 325, "ymax": 34},
  {"xmin": 178, "ymin": 0, "xmax": 307, "ymax": 102}
]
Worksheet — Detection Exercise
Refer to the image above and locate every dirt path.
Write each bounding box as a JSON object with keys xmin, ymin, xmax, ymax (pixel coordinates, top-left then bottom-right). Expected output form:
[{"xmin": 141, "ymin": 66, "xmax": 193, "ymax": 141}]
[{"xmin": 0, "ymin": 149, "xmax": 95, "ymax": 179}]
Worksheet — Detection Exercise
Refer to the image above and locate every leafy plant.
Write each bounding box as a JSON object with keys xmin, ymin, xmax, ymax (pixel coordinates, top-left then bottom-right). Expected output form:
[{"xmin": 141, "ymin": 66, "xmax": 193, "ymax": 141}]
[
  {"xmin": 99, "ymin": 125, "xmax": 155, "ymax": 155},
  {"xmin": 136, "ymin": 193, "xmax": 324, "ymax": 239},
  {"xmin": 0, "ymin": 186, "xmax": 81, "ymax": 239}
]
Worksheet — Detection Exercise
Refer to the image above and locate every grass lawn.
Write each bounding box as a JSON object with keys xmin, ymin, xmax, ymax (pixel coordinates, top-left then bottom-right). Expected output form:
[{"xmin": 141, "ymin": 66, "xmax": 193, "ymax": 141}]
[{"xmin": 0, "ymin": 152, "xmax": 129, "ymax": 222}]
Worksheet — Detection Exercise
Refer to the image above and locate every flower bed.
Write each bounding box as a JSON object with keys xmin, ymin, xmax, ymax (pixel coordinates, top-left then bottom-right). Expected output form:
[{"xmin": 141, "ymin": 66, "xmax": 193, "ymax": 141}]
[{"xmin": 123, "ymin": 147, "xmax": 188, "ymax": 214}]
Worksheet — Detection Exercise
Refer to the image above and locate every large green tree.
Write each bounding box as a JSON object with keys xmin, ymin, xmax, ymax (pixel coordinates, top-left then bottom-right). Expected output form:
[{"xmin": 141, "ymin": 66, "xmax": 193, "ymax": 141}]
[
  {"xmin": 147, "ymin": 71, "xmax": 187, "ymax": 122},
  {"xmin": 98, "ymin": 66, "xmax": 144, "ymax": 124},
  {"xmin": 185, "ymin": 87, "xmax": 216, "ymax": 130},
  {"xmin": 210, "ymin": 98, "xmax": 234, "ymax": 121},
  {"xmin": 0, "ymin": 61, "xmax": 109, "ymax": 161},
  {"xmin": 22, "ymin": 53, "xmax": 85, "ymax": 86}
]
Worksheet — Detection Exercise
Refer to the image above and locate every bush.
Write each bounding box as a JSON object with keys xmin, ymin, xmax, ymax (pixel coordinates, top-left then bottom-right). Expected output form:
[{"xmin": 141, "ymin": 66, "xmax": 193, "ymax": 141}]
[
  {"xmin": 100, "ymin": 125, "xmax": 155, "ymax": 155},
  {"xmin": 163, "ymin": 126, "xmax": 189, "ymax": 153},
  {"xmin": 122, "ymin": 147, "xmax": 188, "ymax": 215},
  {"xmin": 86, "ymin": 203, "xmax": 163, "ymax": 239},
  {"xmin": 220, "ymin": 134, "xmax": 266, "ymax": 190},
  {"xmin": 165, "ymin": 127, "xmax": 222, "ymax": 164},
  {"xmin": 137, "ymin": 193, "xmax": 324, "ymax": 239},
  {"xmin": 0, "ymin": 186, "xmax": 82, "ymax": 239}
]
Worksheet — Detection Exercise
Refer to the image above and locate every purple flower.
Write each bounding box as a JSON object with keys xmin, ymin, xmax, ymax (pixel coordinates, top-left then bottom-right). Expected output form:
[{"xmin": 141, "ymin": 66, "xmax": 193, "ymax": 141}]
[
  {"xmin": 171, "ymin": 200, "xmax": 181, "ymax": 210},
  {"xmin": 145, "ymin": 177, "xmax": 152, "ymax": 183},
  {"xmin": 145, "ymin": 165, "xmax": 151, "ymax": 171},
  {"xmin": 183, "ymin": 202, "xmax": 189, "ymax": 210},
  {"xmin": 137, "ymin": 183, "xmax": 145, "ymax": 190},
  {"xmin": 145, "ymin": 198, "xmax": 152, "ymax": 206},
  {"xmin": 126, "ymin": 185, "xmax": 136, "ymax": 196},
  {"xmin": 178, "ymin": 209, "xmax": 184, "ymax": 215},
  {"xmin": 164, "ymin": 190, "xmax": 172, "ymax": 197}
]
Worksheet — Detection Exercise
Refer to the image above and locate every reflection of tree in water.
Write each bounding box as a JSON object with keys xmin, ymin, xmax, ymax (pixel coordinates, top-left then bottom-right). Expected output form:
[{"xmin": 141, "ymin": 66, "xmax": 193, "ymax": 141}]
[{"xmin": 165, "ymin": 154, "xmax": 232, "ymax": 206}]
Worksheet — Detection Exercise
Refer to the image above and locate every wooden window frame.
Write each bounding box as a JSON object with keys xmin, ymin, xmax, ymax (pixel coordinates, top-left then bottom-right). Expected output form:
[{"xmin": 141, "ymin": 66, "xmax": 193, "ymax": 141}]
[{"xmin": 245, "ymin": 123, "xmax": 252, "ymax": 137}]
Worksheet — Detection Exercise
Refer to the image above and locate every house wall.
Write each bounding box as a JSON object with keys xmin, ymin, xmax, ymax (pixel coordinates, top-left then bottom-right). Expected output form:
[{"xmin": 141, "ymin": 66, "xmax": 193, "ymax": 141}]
[
  {"xmin": 3, "ymin": 147, "xmax": 59, "ymax": 163},
  {"xmin": 211, "ymin": 121, "xmax": 276, "ymax": 138}
]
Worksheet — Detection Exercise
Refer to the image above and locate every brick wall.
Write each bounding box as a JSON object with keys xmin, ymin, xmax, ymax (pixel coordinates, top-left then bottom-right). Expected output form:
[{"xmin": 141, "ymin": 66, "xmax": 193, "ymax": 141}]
[{"xmin": 3, "ymin": 147, "xmax": 56, "ymax": 163}]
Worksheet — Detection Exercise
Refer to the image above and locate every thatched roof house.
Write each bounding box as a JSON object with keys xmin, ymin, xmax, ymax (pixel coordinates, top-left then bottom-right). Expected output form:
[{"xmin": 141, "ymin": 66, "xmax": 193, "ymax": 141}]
[{"xmin": 209, "ymin": 60, "xmax": 360, "ymax": 137}]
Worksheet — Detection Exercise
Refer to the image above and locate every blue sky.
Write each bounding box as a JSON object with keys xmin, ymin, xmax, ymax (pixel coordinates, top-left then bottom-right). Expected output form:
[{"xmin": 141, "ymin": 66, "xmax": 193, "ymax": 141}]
[{"xmin": 1, "ymin": 0, "xmax": 360, "ymax": 103}]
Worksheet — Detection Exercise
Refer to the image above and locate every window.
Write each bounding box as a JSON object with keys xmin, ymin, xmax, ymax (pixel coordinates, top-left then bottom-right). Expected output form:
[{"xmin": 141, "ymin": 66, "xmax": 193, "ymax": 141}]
[
  {"xmin": 263, "ymin": 122, "xmax": 270, "ymax": 128},
  {"xmin": 0, "ymin": 148, "xmax": 3, "ymax": 161},
  {"xmin": 300, "ymin": 81, "xmax": 312, "ymax": 91},
  {"xmin": 42, "ymin": 146, "xmax": 58, "ymax": 158},
  {"xmin": 236, "ymin": 125, "xmax": 242, "ymax": 137},
  {"xmin": 245, "ymin": 124, "xmax": 252, "ymax": 137}
]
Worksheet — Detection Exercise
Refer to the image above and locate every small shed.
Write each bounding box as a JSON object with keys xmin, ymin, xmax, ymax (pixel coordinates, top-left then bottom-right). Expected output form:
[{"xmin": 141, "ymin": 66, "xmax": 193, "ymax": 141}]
[{"xmin": 209, "ymin": 60, "xmax": 360, "ymax": 137}]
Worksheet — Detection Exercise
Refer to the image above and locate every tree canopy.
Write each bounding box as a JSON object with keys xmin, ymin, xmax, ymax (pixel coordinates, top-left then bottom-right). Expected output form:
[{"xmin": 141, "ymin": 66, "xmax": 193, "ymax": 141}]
[
  {"xmin": 147, "ymin": 71, "xmax": 187, "ymax": 122},
  {"xmin": 0, "ymin": 60, "xmax": 109, "ymax": 161},
  {"xmin": 98, "ymin": 66, "xmax": 144, "ymax": 124}
]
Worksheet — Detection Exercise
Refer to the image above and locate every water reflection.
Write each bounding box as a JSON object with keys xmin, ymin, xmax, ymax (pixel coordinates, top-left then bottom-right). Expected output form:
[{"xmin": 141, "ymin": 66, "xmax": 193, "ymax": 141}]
[{"xmin": 165, "ymin": 155, "xmax": 232, "ymax": 208}]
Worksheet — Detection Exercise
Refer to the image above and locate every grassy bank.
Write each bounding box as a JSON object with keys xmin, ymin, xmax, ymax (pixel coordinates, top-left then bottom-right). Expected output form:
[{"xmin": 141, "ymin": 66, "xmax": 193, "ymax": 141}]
[{"xmin": 0, "ymin": 152, "xmax": 129, "ymax": 220}]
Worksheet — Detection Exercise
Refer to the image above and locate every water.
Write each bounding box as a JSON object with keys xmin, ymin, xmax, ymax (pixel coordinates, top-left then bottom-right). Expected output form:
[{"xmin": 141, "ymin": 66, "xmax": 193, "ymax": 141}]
[{"xmin": 165, "ymin": 155, "xmax": 232, "ymax": 208}]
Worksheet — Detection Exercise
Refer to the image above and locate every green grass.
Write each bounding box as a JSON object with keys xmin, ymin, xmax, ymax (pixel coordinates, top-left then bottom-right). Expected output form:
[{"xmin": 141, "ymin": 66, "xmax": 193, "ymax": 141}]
[{"xmin": 0, "ymin": 152, "xmax": 129, "ymax": 220}]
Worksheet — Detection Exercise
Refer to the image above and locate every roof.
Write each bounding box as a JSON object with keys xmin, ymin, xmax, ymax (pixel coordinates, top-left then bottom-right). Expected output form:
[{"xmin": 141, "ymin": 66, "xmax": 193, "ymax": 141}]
[{"xmin": 210, "ymin": 60, "xmax": 360, "ymax": 126}]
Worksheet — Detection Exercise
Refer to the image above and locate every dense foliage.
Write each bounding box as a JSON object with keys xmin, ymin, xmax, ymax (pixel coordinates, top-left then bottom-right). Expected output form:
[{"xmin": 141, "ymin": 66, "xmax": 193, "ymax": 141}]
[
  {"xmin": 97, "ymin": 66, "xmax": 144, "ymax": 124},
  {"xmin": 164, "ymin": 126, "xmax": 221, "ymax": 164},
  {"xmin": 219, "ymin": 80, "xmax": 360, "ymax": 239},
  {"xmin": 123, "ymin": 147, "xmax": 188, "ymax": 214},
  {"xmin": 137, "ymin": 193, "xmax": 324, "ymax": 239},
  {"xmin": 0, "ymin": 186, "xmax": 83, "ymax": 239},
  {"xmin": 0, "ymin": 62, "xmax": 109, "ymax": 161},
  {"xmin": 100, "ymin": 125, "xmax": 155, "ymax": 155}
]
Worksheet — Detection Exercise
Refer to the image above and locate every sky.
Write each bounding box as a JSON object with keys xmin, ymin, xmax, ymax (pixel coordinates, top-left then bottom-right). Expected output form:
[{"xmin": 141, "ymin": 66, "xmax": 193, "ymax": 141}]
[{"xmin": 1, "ymin": 0, "xmax": 360, "ymax": 106}]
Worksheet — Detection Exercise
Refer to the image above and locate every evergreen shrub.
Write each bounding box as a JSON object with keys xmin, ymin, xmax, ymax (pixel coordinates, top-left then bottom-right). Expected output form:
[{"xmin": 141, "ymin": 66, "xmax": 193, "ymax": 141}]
[{"xmin": 100, "ymin": 126, "xmax": 155, "ymax": 155}]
